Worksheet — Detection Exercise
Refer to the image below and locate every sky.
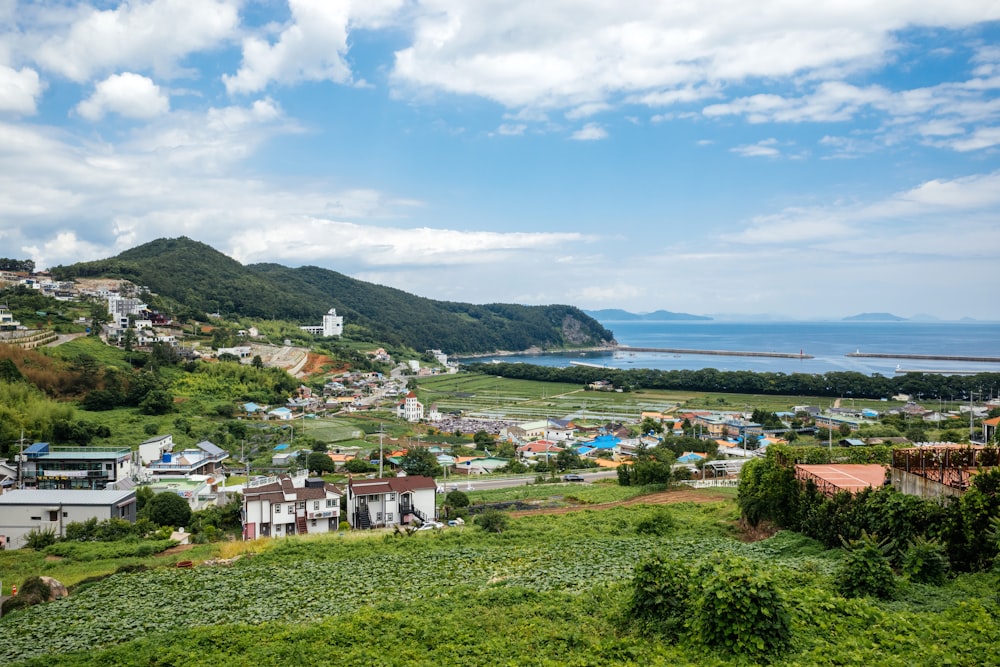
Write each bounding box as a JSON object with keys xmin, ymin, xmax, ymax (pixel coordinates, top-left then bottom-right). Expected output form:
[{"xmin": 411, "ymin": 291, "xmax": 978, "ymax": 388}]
[{"xmin": 1, "ymin": 1, "xmax": 999, "ymax": 321}]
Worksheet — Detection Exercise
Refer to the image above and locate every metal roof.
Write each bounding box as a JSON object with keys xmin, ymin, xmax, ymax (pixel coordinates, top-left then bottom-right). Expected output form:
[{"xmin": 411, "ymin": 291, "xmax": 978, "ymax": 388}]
[{"xmin": 0, "ymin": 489, "xmax": 136, "ymax": 506}]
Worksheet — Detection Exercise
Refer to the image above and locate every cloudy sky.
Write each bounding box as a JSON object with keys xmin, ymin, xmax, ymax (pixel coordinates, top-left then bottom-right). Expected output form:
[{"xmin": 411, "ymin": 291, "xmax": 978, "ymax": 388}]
[{"xmin": 1, "ymin": 1, "xmax": 998, "ymax": 320}]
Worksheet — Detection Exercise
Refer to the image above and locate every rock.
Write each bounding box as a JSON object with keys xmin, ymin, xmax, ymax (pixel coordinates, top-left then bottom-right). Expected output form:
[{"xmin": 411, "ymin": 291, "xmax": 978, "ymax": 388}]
[{"xmin": 38, "ymin": 576, "xmax": 68, "ymax": 601}]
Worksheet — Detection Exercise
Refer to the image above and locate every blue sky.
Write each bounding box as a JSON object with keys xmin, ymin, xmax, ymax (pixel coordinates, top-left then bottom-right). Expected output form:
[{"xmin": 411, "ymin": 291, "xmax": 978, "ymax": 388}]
[{"xmin": 1, "ymin": 1, "xmax": 998, "ymax": 320}]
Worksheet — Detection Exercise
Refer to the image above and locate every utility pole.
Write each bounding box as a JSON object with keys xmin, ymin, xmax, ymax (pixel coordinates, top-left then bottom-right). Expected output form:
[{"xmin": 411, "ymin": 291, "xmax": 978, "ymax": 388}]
[{"xmin": 378, "ymin": 424, "xmax": 384, "ymax": 478}]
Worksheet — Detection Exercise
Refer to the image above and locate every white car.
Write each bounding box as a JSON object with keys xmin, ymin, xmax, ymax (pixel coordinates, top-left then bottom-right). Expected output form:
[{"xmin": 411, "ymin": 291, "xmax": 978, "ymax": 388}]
[{"xmin": 416, "ymin": 521, "xmax": 445, "ymax": 531}]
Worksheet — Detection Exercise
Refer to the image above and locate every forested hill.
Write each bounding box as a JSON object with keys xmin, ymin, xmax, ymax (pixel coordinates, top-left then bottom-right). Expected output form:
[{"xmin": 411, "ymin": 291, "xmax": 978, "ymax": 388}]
[{"xmin": 50, "ymin": 237, "xmax": 615, "ymax": 354}]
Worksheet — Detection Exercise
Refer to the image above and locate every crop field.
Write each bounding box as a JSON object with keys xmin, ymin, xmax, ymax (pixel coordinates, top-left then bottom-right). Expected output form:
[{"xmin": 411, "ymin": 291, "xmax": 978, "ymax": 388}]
[
  {"xmin": 1, "ymin": 499, "xmax": 998, "ymax": 666},
  {"xmin": 415, "ymin": 374, "xmax": 900, "ymax": 423}
]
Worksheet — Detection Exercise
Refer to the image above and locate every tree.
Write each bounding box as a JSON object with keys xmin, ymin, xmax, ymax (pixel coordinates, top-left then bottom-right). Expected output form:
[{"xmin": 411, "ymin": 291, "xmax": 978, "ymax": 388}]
[
  {"xmin": 251, "ymin": 355, "xmax": 264, "ymax": 369},
  {"xmin": 399, "ymin": 448, "xmax": 442, "ymax": 478},
  {"xmin": 139, "ymin": 389, "xmax": 174, "ymax": 415},
  {"xmin": 307, "ymin": 452, "xmax": 336, "ymax": 475},
  {"xmin": 145, "ymin": 492, "xmax": 192, "ymax": 528},
  {"xmin": 344, "ymin": 458, "xmax": 376, "ymax": 474}
]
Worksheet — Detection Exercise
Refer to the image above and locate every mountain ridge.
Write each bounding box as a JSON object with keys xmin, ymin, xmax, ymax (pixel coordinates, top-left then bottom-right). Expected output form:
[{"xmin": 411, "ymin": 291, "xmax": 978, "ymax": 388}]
[{"xmin": 50, "ymin": 237, "xmax": 615, "ymax": 355}]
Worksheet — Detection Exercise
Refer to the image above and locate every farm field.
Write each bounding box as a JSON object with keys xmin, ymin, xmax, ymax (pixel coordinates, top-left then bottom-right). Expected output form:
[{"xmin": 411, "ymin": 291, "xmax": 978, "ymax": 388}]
[
  {"xmin": 415, "ymin": 374, "xmax": 904, "ymax": 423},
  {"xmin": 1, "ymin": 497, "xmax": 997, "ymax": 666}
]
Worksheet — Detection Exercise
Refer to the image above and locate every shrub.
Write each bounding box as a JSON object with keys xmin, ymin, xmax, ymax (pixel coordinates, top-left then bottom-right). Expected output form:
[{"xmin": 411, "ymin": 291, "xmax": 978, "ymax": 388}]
[
  {"xmin": 626, "ymin": 554, "xmax": 692, "ymax": 637},
  {"xmin": 835, "ymin": 531, "xmax": 896, "ymax": 599},
  {"xmin": 445, "ymin": 489, "xmax": 470, "ymax": 509},
  {"xmin": 694, "ymin": 555, "xmax": 791, "ymax": 659},
  {"xmin": 23, "ymin": 528, "xmax": 57, "ymax": 550},
  {"xmin": 634, "ymin": 508, "xmax": 675, "ymax": 536},
  {"xmin": 0, "ymin": 576, "xmax": 52, "ymax": 616},
  {"xmin": 476, "ymin": 509, "xmax": 509, "ymax": 534},
  {"xmin": 902, "ymin": 536, "xmax": 950, "ymax": 585}
]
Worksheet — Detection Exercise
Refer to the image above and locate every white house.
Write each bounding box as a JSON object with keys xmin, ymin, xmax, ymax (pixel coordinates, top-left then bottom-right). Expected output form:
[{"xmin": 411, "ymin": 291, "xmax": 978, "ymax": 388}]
[
  {"xmin": 397, "ymin": 392, "xmax": 424, "ymax": 422},
  {"xmin": 242, "ymin": 475, "xmax": 341, "ymax": 540},
  {"xmin": 139, "ymin": 434, "xmax": 174, "ymax": 466},
  {"xmin": 0, "ymin": 489, "xmax": 137, "ymax": 550},
  {"xmin": 299, "ymin": 308, "xmax": 344, "ymax": 337},
  {"xmin": 346, "ymin": 476, "xmax": 436, "ymax": 529}
]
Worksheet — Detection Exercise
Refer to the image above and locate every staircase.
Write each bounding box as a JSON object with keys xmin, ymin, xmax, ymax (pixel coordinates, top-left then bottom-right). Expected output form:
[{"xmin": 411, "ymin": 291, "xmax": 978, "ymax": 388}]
[
  {"xmin": 296, "ymin": 515, "xmax": 308, "ymax": 534},
  {"xmin": 356, "ymin": 501, "xmax": 372, "ymax": 529},
  {"xmin": 402, "ymin": 504, "xmax": 430, "ymax": 523}
]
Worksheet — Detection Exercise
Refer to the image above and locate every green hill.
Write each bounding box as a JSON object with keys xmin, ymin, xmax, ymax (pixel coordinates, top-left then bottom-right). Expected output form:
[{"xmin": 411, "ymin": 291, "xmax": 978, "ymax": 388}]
[{"xmin": 50, "ymin": 237, "xmax": 615, "ymax": 354}]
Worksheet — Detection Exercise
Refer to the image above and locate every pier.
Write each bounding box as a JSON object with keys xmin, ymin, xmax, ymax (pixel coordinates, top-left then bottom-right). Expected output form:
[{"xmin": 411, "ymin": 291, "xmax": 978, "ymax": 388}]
[
  {"xmin": 848, "ymin": 352, "xmax": 1000, "ymax": 363},
  {"xmin": 569, "ymin": 360, "xmax": 607, "ymax": 369},
  {"xmin": 894, "ymin": 369, "xmax": 985, "ymax": 375},
  {"xmin": 616, "ymin": 346, "xmax": 813, "ymax": 359}
]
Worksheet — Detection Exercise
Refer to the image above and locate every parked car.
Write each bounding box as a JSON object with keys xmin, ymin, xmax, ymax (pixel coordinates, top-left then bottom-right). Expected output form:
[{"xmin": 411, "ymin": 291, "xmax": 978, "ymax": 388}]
[
  {"xmin": 563, "ymin": 474, "xmax": 585, "ymax": 482},
  {"xmin": 416, "ymin": 521, "xmax": 445, "ymax": 531}
]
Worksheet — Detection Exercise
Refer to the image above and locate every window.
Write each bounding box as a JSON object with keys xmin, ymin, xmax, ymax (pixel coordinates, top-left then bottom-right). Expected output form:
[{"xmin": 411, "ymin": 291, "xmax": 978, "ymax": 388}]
[
  {"xmin": 297, "ymin": 501, "xmax": 305, "ymax": 509},
  {"xmin": 311, "ymin": 519, "xmax": 317, "ymax": 527},
  {"xmin": 376, "ymin": 512, "xmax": 383, "ymax": 521},
  {"xmin": 386, "ymin": 513, "xmax": 393, "ymax": 522},
  {"xmin": 325, "ymin": 499, "xmax": 336, "ymax": 508},
  {"xmin": 388, "ymin": 493, "xmax": 395, "ymax": 501},
  {"xmin": 274, "ymin": 505, "xmax": 281, "ymax": 514},
  {"xmin": 313, "ymin": 501, "xmax": 320, "ymax": 510}
]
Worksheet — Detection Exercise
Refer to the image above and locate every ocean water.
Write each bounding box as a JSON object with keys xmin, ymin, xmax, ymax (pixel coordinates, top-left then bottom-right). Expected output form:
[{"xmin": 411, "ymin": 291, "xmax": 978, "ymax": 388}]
[{"xmin": 492, "ymin": 321, "xmax": 1000, "ymax": 376}]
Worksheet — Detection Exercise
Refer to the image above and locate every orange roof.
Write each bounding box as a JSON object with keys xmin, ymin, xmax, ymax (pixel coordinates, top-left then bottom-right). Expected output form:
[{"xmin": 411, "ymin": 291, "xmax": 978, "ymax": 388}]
[
  {"xmin": 984, "ymin": 416, "xmax": 1000, "ymax": 426},
  {"xmin": 593, "ymin": 458, "xmax": 624, "ymax": 468},
  {"xmin": 327, "ymin": 453, "xmax": 356, "ymax": 463}
]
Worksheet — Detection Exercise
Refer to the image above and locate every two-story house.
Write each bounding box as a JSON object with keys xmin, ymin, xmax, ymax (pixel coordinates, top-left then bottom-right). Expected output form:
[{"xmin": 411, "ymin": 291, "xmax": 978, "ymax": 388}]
[
  {"xmin": 242, "ymin": 475, "xmax": 342, "ymax": 540},
  {"xmin": 345, "ymin": 476, "xmax": 436, "ymax": 529},
  {"xmin": 21, "ymin": 443, "xmax": 135, "ymax": 490}
]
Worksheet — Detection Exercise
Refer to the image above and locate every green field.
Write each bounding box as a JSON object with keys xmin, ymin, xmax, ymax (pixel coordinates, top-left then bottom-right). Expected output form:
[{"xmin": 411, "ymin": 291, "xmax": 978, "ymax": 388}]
[
  {"xmin": 1, "ymin": 497, "xmax": 997, "ymax": 666},
  {"xmin": 416, "ymin": 374, "xmax": 905, "ymax": 423}
]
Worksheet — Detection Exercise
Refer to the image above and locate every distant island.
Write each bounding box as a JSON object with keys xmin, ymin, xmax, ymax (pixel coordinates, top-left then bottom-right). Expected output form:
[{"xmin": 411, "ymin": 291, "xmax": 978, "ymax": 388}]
[
  {"xmin": 842, "ymin": 313, "xmax": 907, "ymax": 322},
  {"xmin": 585, "ymin": 309, "xmax": 712, "ymax": 322}
]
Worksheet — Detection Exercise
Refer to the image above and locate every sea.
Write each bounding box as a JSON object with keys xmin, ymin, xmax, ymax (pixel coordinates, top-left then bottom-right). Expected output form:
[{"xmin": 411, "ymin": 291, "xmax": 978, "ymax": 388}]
[{"xmin": 488, "ymin": 321, "xmax": 1000, "ymax": 377}]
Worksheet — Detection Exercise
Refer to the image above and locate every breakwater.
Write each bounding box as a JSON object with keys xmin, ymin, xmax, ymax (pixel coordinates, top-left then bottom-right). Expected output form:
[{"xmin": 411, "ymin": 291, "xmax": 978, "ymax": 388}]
[
  {"xmin": 848, "ymin": 352, "xmax": 1000, "ymax": 363},
  {"xmin": 616, "ymin": 345, "xmax": 813, "ymax": 359}
]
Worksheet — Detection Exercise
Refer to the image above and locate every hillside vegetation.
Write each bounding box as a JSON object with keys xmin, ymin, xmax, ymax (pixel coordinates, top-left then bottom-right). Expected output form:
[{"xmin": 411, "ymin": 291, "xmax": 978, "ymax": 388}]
[
  {"xmin": 50, "ymin": 237, "xmax": 615, "ymax": 354},
  {"xmin": 0, "ymin": 498, "xmax": 997, "ymax": 666}
]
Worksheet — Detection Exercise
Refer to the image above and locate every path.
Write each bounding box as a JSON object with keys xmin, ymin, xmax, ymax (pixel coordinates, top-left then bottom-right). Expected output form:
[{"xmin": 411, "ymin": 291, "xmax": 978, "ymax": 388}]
[{"xmin": 45, "ymin": 332, "xmax": 87, "ymax": 347}]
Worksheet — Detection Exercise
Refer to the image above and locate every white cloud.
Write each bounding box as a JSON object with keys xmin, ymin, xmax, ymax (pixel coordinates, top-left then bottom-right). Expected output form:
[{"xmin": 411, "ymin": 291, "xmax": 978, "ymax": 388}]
[
  {"xmin": 731, "ymin": 138, "xmax": 781, "ymax": 158},
  {"xmin": 224, "ymin": 0, "xmax": 407, "ymax": 94},
  {"xmin": 731, "ymin": 170, "xmax": 1000, "ymax": 254},
  {"xmin": 0, "ymin": 65, "xmax": 42, "ymax": 114},
  {"xmin": 30, "ymin": 0, "xmax": 240, "ymax": 82},
  {"xmin": 391, "ymin": 1, "xmax": 1000, "ymax": 112},
  {"xmin": 76, "ymin": 73, "xmax": 169, "ymax": 121},
  {"xmin": 496, "ymin": 123, "xmax": 526, "ymax": 136},
  {"xmin": 571, "ymin": 122, "xmax": 607, "ymax": 141}
]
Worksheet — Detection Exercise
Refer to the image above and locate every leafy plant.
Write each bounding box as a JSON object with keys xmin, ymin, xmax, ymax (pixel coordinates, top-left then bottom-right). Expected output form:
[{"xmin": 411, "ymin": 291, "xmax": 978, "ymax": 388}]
[
  {"xmin": 694, "ymin": 555, "xmax": 791, "ymax": 659},
  {"xmin": 476, "ymin": 509, "xmax": 509, "ymax": 534},
  {"xmin": 835, "ymin": 531, "xmax": 896, "ymax": 599},
  {"xmin": 902, "ymin": 536, "xmax": 950, "ymax": 585},
  {"xmin": 626, "ymin": 553, "xmax": 691, "ymax": 637},
  {"xmin": 23, "ymin": 528, "xmax": 57, "ymax": 550},
  {"xmin": 634, "ymin": 508, "xmax": 674, "ymax": 536}
]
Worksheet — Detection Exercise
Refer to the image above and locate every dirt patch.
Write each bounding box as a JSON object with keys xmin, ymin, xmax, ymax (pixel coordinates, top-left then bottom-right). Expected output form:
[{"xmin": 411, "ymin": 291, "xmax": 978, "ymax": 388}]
[
  {"xmin": 508, "ymin": 488, "xmax": 732, "ymax": 518},
  {"xmin": 157, "ymin": 544, "xmax": 196, "ymax": 557},
  {"xmin": 44, "ymin": 555, "xmax": 64, "ymax": 562},
  {"xmin": 300, "ymin": 353, "xmax": 348, "ymax": 378},
  {"xmin": 736, "ymin": 518, "xmax": 780, "ymax": 542}
]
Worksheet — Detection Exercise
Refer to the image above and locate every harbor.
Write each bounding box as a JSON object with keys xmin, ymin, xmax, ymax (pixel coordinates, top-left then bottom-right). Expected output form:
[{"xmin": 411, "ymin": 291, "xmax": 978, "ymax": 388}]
[
  {"xmin": 848, "ymin": 351, "xmax": 1000, "ymax": 363},
  {"xmin": 616, "ymin": 345, "xmax": 813, "ymax": 359}
]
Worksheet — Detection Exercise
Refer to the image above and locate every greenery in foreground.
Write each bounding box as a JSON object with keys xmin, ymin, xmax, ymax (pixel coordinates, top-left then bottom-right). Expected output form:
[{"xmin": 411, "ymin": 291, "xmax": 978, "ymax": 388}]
[{"xmin": 1, "ymin": 497, "xmax": 998, "ymax": 666}]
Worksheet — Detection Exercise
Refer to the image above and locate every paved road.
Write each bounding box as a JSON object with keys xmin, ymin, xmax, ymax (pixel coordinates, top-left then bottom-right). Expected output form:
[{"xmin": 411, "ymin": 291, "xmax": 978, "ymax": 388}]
[{"xmin": 45, "ymin": 332, "xmax": 87, "ymax": 347}]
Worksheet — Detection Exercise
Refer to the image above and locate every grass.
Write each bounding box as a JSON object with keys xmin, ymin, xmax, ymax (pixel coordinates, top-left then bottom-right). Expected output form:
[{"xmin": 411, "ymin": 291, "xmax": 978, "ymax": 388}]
[
  {"xmin": 2, "ymin": 500, "xmax": 997, "ymax": 666},
  {"xmin": 415, "ymin": 374, "xmax": 906, "ymax": 423}
]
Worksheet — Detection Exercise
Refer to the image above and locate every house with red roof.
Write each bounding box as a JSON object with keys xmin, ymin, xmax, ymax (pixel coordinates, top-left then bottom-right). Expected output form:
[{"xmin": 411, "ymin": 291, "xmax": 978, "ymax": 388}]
[{"xmin": 242, "ymin": 474, "xmax": 341, "ymax": 540}]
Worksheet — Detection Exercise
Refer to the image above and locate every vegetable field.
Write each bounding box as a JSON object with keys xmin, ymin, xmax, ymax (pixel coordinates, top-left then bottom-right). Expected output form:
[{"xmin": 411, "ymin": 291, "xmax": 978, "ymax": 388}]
[{"xmin": 2, "ymin": 500, "xmax": 998, "ymax": 666}]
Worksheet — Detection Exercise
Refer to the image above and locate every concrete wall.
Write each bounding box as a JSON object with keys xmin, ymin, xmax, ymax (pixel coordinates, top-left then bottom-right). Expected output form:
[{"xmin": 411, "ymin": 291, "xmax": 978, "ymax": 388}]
[{"xmin": 890, "ymin": 469, "xmax": 964, "ymax": 501}]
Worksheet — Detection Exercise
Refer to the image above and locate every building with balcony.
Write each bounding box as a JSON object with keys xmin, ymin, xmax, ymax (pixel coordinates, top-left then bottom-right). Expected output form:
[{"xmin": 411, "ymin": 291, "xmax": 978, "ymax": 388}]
[
  {"xmin": 21, "ymin": 443, "xmax": 135, "ymax": 490},
  {"xmin": 346, "ymin": 476, "xmax": 436, "ymax": 529},
  {"xmin": 242, "ymin": 474, "xmax": 341, "ymax": 540},
  {"xmin": 144, "ymin": 441, "xmax": 229, "ymax": 478}
]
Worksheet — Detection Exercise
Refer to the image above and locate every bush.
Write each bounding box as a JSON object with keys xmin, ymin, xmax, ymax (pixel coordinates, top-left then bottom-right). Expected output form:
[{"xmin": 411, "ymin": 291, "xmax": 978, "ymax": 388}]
[
  {"xmin": 0, "ymin": 576, "xmax": 52, "ymax": 615},
  {"xmin": 626, "ymin": 554, "xmax": 691, "ymax": 637},
  {"xmin": 145, "ymin": 491, "xmax": 192, "ymax": 528},
  {"xmin": 835, "ymin": 532, "xmax": 896, "ymax": 599},
  {"xmin": 902, "ymin": 536, "xmax": 950, "ymax": 585},
  {"xmin": 445, "ymin": 490, "xmax": 470, "ymax": 509},
  {"xmin": 694, "ymin": 555, "xmax": 791, "ymax": 659},
  {"xmin": 634, "ymin": 508, "xmax": 674, "ymax": 536},
  {"xmin": 23, "ymin": 528, "xmax": 57, "ymax": 550},
  {"xmin": 476, "ymin": 509, "xmax": 509, "ymax": 534}
]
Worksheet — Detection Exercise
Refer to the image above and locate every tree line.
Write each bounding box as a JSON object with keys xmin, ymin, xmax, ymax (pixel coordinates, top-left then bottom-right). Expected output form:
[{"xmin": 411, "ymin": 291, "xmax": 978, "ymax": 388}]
[{"xmin": 467, "ymin": 362, "xmax": 1000, "ymax": 400}]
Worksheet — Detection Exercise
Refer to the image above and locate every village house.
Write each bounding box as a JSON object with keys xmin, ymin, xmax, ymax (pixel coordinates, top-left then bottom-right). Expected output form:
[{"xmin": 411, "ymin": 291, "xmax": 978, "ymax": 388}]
[
  {"xmin": 345, "ymin": 476, "xmax": 436, "ymax": 529},
  {"xmin": 396, "ymin": 392, "xmax": 425, "ymax": 422},
  {"xmin": 242, "ymin": 474, "xmax": 341, "ymax": 540},
  {"xmin": 0, "ymin": 489, "xmax": 137, "ymax": 550},
  {"xmin": 20, "ymin": 443, "xmax": 135, "ymax": 491}
]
